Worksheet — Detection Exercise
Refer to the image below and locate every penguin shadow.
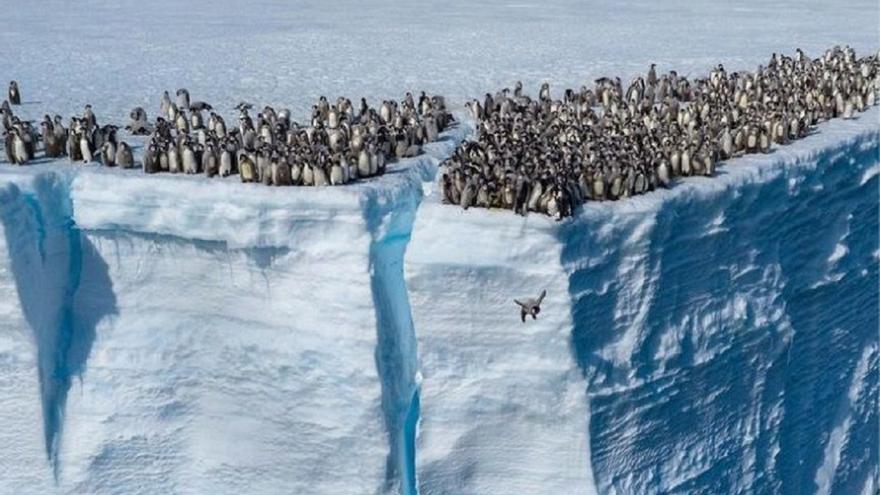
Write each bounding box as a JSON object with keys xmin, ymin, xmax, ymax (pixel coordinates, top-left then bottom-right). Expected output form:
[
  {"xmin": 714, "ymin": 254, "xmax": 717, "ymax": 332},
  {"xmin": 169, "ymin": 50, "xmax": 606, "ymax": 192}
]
[
  {"xmin": 433, "ymin": 125, "xmax": 460, "ymax": 144},
  {"xmin": 23, "ymin": 155, "xmax": 64, "ymax": 166},
  {"xmin": 382, "ymin": 166, "xmax": 411, "ymax": 177}
]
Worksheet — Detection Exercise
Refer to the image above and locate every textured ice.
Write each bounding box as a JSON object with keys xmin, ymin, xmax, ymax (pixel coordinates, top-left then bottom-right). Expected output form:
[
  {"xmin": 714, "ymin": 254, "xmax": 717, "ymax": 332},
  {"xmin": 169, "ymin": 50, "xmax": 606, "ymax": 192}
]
[
  {"xmin": 1, "ymin": 0, "xmax": 879, "ymax": 494},
  {"xmin": 407, "ymin": 112, "xmax": 879, "ymax": 494}
]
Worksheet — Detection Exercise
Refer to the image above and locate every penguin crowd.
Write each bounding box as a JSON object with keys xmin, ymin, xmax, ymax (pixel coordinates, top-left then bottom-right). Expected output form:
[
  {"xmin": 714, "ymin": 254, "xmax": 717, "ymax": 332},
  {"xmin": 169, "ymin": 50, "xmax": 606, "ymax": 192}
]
[
  {"xmin": 440, "ymin": 46, "xmax": 880, "ymax": 219},
  {"xmin": 138, "ymin": 90, "xmax": 452, "ymax": 185},
  {"xmin": 2, "ymin": 101, "xmax": 134, "ymax": 168},
  {"xmin": 2, "ymin": 46, "xmax": 878, "ymax": 202},
  {"xmin": 1, "ymin": 82, "xmax": 453, "ymax": 187}
]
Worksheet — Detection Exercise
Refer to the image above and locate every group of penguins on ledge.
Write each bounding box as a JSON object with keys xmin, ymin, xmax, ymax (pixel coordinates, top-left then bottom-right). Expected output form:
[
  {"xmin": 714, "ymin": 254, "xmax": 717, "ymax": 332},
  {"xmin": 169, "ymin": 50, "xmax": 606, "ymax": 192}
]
[
  {"xmin": 1, "ymin": 85, "xmax": 453, "ymax": 187},
  {"xmin": 2, "ymin": 45, "xmax": 879, "ymax": 217},
  {"xmin": 441, "ymin": 46, "xmax": 880, "ymax": 219}
]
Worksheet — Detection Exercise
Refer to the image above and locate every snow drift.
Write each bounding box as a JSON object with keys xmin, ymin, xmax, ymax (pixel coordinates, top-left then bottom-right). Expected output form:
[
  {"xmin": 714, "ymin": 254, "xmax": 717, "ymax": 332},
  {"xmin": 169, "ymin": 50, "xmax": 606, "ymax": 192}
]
[{"xmin": 0, "ymin": 110, "xmax": 877, "ymax": 495}]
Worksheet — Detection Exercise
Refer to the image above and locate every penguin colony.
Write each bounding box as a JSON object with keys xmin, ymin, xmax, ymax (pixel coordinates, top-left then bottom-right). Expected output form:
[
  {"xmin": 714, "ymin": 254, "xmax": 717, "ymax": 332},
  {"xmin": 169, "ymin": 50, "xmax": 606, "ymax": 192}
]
[
  {"xmin": 440, "ymin": 46, "xmax": 880, "ymax": 219},
  {"xmin": 2, "ymin": 46, "xmax": 878, "ymax": 203},
  {"xmin": 1, "ymin": 85, "xmax": 453, "ymax": 186}
]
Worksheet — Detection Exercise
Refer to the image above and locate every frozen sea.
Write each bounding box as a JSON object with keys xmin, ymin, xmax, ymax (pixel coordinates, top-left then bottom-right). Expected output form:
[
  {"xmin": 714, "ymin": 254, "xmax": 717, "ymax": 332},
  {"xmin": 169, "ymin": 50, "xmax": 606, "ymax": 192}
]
[{"xmin": 0, "ymin": 1, "xmax": 878, "ymax": 494}]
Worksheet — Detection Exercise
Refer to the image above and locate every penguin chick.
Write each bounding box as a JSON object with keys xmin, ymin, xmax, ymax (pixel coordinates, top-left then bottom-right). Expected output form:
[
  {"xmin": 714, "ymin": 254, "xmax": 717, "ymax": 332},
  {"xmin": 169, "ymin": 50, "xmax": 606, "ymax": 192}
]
[{"xmin": 514, "ymin": 290, "xmax": 547, "ymax": 323}]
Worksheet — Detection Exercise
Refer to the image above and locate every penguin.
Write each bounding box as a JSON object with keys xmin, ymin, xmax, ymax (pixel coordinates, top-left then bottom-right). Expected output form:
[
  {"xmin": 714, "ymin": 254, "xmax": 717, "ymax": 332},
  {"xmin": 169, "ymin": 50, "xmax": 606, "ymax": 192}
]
[
  {"xmin": 290, "ymin": 159, "xmax": 303, "ymax": 185},
  {"xmin": 189, "ymin": 101, "xmax": 212, "ymax": 112},
  {"xmin": 514, "ymin": 290, "xmax": 546, "ymax": 322},
  {"xmin": 358, "ymin": 149, "xmax": 371, "ymax": 177},
  {"xmin": 330, "ymin": 158, "xmax": 344, "ymax": 185},
  {"xmin": 143, "ymin": 143, "xmax": 160, "ymax": 174},
  {"xmin": 127, "ymin": 107, "xmax": 149, "ymax": 135},
  {"xmin": 100, "ymin": 141, "xmax": 117, "ymax": 166},
  {"xmin": 67, "ymin": 130, "xmax": 81, "ymax": 161},
  {"xmin": 302, "ymin": 162, "xmax": 315, "ymax": 186},
  {"xmin": 182, "ymin": 142, "xmax": 198, "ymax": 174},
  {"xmin": 12, "ymin": 129, "xmax": 28, "ymax": 165},
  {"xmin": 219, "ymin": 148, "xmax": 233, "ymax": 177},
  {"xmin": 272, "ymin": 159, "xmax": 292, "ymax": 186},
  {"xmin": 176, "ymin": 88, "xmax": 190, "ymax": 110},
  {"xmin": 41, "ymin": 120, "xmax": 61, "ymax": 158},
  {"xmin": 257, "ymin": 149, "xmax": 273, "ymax": 185},
  {"xmin": 160, "ymin": 91, "xmax": 173, "ymax": 117},
  {"xmin": 202, "ymin": 143, "xmax": 218, "ymax": 177},
  {"xmin": 167, "ymin": 145, "xmax": 181, "ymax": 173},
  {"xmin": 8, "ymin": 81, "xmax": 20, "ymax": 105},
  {"xmin": 83, "ymin": 104, "xmax": 97, "ymax": 131},
  {"xmin": 80, "ymin": 132, "xmax": 94, "ymax": 163},
  {"xmin": 116, "ymin": 141, "xmax": 134, "ymax": 168},
  {"xmin": 657, "ymin": 160, "xmax": 671, "ymax": 187},
  {"xmin": 239, "ymin": 153, "xmax": 256, "ymax": 183},
  {"xmin": 3, "ymin": 130, "xmax": 15, "ymax": 164},
  {"xmin": 313, "ymin": 163, "xmax": 330, "ymax": 186}
]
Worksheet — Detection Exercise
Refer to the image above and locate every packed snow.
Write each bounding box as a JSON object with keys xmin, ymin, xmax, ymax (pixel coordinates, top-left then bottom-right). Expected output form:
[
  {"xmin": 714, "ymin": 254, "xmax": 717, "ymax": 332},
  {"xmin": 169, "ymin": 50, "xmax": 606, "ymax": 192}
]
[{"xmin": 0, "ymin": 0, "xmax": 878, "ymax": 494}]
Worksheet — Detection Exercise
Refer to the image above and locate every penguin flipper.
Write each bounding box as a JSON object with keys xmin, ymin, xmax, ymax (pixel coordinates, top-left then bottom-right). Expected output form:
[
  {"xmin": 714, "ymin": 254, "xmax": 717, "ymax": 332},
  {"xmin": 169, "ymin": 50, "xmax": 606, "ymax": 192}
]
[
  {"xmin": 521, "ymin": 309, "xmax": 527, "ymax": 323},
  {"xmin": 536, "ymin": 290, "xmax": 547, "ymax": 304}
]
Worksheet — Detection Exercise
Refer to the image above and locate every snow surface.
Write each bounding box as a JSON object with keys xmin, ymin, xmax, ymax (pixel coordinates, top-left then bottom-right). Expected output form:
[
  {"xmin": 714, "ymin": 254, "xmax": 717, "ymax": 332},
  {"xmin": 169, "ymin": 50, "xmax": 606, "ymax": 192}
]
[{"xmin": 0, "ymin": 1, "xmax": 879, "ymax": 494}]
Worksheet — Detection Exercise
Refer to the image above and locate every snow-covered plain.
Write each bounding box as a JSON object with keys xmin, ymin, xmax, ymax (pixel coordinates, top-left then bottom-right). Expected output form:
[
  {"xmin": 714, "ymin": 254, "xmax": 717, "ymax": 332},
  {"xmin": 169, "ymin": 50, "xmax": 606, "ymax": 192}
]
[{"xmin": 0, "ymin": 1, "xmax": 878, "ymax": 494}]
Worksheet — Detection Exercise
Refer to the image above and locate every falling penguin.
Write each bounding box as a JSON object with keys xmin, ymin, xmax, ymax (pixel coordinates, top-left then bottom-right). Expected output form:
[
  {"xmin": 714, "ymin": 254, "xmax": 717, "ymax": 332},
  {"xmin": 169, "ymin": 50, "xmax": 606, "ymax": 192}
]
[{"xmin": 514, "ymin": 290, "xmax": 546, "ymax": 322}]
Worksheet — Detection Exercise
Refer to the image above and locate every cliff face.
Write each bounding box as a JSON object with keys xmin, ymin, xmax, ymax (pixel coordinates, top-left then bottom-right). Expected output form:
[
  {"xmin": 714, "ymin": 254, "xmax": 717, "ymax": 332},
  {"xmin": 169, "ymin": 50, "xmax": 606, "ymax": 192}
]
[{"xmin": 0, "ymin": 112, "xmax": 876, "ymax": 495}]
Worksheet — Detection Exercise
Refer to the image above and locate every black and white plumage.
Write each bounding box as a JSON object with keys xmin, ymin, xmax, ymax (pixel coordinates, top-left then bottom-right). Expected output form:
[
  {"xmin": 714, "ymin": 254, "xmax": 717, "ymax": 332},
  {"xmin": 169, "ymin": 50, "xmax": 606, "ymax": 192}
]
[{"xmin": 514, "ymin": 290, "xmax": 546, "ymax": 323}]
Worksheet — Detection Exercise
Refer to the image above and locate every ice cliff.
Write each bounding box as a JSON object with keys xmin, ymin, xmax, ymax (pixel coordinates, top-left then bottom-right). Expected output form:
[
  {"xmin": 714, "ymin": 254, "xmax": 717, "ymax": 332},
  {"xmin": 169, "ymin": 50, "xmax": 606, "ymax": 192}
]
[{"xmin": 0, "ymin": 111, "xmax": 877, "ymax": 495}]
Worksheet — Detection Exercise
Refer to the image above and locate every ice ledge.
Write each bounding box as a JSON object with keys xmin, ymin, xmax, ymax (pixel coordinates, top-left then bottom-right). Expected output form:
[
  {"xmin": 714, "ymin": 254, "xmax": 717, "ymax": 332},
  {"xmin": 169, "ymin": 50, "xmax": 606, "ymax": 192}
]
[{"xmin": 0, "ymin": 121, "xmax": 471, "ymax": 250}]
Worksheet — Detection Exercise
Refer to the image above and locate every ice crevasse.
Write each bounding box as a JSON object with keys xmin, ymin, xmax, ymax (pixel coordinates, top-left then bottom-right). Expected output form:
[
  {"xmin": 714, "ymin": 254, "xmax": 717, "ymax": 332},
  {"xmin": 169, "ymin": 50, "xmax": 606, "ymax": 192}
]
[{"xmin": 0, "ymin": 109, "xmax": 877, "ymax": 495}]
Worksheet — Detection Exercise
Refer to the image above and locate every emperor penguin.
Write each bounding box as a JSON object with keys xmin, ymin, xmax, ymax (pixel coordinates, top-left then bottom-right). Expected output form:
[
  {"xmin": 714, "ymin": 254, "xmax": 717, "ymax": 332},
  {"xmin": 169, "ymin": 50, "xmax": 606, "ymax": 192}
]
[
  {"xmin": 167, "ymin": 145, "xmax": 181, "ymax": 173},
  {"xmin": 116, "ymin": 141, "xmax": 134, "ymax": 168},
  {"xmin": 514, "ymin": 290, "xmax": 547, "ymax": 322},
  {"xmin": 67, "ymin": 130, "xmax": 81, "ymax": 161},
  {"xmin": 647, "ymin": 64, "xmax": 658, "ymax": 87},
  {"xmin": 8, "ymin": 81, "xmax": 21, "ymax": 105},
  {"xmin": 290, "ymin": 159, "xmax": 303, "ymax": 184},
  {"xmin": 143, "ymin": 143, "xmax": 160, "ymax": 174},
  {"xmin": 330, "ymin": 158, "xmax": 344, "ymax": 185},
  {"xmin": 158, "ymin": 143, "xmax": 170, "ymax": 171},
  {"xmin": 128, "ymin": 107, "xmax": 149, "ymax": 135},
  {"xmin": 239, "ymin": 153, "xmax": 256, "ymax": 183},
  {"xmin": 83, "ymin": 104, "xmax": 97, "ymax": 131},
  {"xmin": 4, "ymin": 128, "xmax": 16, "ymax": 163},
  {"xmin": 357, "ymin": 149, "xmax": 371, "ymax": 177},
  {"xmin": 80, "ymin": 131, "xmax": 94, "ymax": 163},
  {"xmin": 657, "ymin": 160, "xmax": 671, "ymax": 187},
  {"xmin": 219, "ymin": 147, "xmax": 233, "ymax": 177},
  {"xmin": 539, "ymin": 82, "xmax": 551, "ymax": 102},
  {"xmin": 189, "ymin": 101, "xmax": 212, "ymax": 112},
  {"xmin": 160, "ymin": 91, "xmax": 172, "ymax": 117},
  {"xmin": 41, "ymin": 119, "xmax": 62, "ymax": 158},
  {"xmin": 12, "ymin": 129, "xmax": 28, "ymax": 165},
  {"xmin": 271, "ymin": 159, "xmax": 292, "ymax": 186},
  {"xmin": 176, "ymin": 88, "xmax": 190, "ymax": 111},
  {"xmin": 202, "ymin": 143, "xmax": 218, "ymax": 177},
  {"xmin": 313, "ymin": 163, "xmax": 330, "ymax": 186},
  {"xmin": 301, "ymin": 162, "xmax": 315, "ymax": 186},
  {"xmin": 100, "ymin": 141, "xmax": 117, "ymax": 166},
  {"xmin": 182, "ymin": 142, "xmax": 198, "ymax": 174},
  {"xmin": 257, "ymin": 148, "xmax": 272, "ymax": 185}
]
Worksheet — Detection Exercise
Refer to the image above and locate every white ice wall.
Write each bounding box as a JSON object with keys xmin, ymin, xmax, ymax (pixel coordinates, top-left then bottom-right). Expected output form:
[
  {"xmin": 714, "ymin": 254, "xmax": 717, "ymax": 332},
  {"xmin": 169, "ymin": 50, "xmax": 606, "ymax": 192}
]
[
  {"xmin": 0, "ymin": 112, "xmax": 876, "ymax": 495},
  {"xmin": 0, "ymin": 126, "xmax": 464, "ymax": 495},
  {"xmin": 406, "ymin": 199, "xmax": 595, "ymax": 494}
]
